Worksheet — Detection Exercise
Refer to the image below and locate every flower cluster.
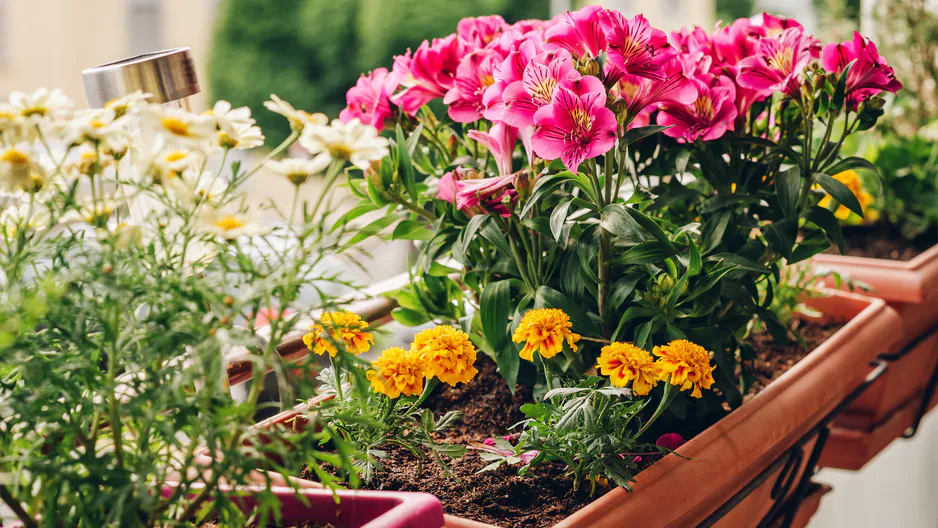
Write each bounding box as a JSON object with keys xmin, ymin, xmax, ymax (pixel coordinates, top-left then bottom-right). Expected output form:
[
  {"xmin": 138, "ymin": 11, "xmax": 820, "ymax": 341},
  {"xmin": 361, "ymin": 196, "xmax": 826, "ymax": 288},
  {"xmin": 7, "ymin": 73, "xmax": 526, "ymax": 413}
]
[
  {"xmin": 303, "ymin": 311, "xmax": 375, "ymax": 357},
  {"xmin": 367, "ymin": 325, "xmax": 478, "ymax": 398}
]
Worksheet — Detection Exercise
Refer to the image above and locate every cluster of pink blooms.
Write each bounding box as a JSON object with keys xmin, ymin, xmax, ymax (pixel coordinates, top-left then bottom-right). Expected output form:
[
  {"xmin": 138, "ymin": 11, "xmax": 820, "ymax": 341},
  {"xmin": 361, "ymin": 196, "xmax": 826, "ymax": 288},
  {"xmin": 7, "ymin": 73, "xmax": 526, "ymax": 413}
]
[{"xmin": 339, "ymin": 8, "xmax": 901, "ymax": 215}]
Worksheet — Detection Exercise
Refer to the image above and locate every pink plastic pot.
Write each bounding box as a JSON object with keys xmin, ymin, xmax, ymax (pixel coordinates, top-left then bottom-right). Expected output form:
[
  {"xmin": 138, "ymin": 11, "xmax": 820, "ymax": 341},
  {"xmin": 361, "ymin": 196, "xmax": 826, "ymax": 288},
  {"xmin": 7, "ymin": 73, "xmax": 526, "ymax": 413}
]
[
  {"xmin": 813, "ymin": 244, "xmax": 938, "ymax": 469},
  {"xmin": 160, "ymin": 483, "xmax": 445, "ymax": 528}
]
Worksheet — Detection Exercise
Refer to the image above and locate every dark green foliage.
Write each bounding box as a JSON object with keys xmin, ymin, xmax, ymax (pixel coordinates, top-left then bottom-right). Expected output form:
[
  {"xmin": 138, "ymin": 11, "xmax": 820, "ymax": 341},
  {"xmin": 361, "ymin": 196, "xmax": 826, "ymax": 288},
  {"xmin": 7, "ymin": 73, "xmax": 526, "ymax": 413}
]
[{"xmin": 208, "ymin": 0, "xmax": 550, "ymax": 144}]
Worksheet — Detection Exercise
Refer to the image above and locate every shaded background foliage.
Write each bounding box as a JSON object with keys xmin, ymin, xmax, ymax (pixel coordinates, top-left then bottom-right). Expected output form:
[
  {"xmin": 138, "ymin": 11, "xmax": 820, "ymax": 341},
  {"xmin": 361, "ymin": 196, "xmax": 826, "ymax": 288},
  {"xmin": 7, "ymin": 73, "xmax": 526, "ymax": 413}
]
[{"xmin": 209, "ymin": 0, "xmax": 550, "ymax": 144}]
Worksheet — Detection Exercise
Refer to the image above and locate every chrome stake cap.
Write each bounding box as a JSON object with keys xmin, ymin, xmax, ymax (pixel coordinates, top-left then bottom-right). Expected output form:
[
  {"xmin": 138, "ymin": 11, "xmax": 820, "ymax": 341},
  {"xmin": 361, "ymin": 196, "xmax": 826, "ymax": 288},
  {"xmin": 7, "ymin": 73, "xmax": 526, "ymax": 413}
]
[{"xmin": 82, "ymin": 48, "xmax": 199, "ymax": 108}]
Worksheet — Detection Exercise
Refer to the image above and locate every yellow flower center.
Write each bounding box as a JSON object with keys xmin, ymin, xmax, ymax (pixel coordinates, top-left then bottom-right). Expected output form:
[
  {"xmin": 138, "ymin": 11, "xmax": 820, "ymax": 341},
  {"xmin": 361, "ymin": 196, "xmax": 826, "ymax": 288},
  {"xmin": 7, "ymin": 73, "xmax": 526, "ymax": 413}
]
[
  {"xmin": 1, "ymin": 149, "xmax": 30, "ymax": 164},
  {"xmin": 214, "ymin": 215, "xmax": 244, "ymax": 231},
  {"xmin": 161, "ymin": 117, "xmax": 191, "ymax": 137},
  {"xmin": 165, "ymin": 151, "xmax": 188, "ymax": 163},
  {"xmin": 768, "ymin": 48, "xmax": 794, "ymax": 73},
  {"xmin": 90, "ymin": 119, "xmax": 107, "ymax": 129},
  {"xmin": 218, "ymin": 131, "xmax": 239, "ymax": 149},
  {"xmin": 531, "ymin": 79, "xmax": 558, "ymax": 105},
  {"xmin": 694, "ymin": 96, "xmax": 715, "ymax": 119},
  {"xmin": 20, "ymin": 106, "xmax": 48, "ymax": 118},
  {"xmin": 0, "ymin": 111, "xmax": 15, "ymax": 121}
]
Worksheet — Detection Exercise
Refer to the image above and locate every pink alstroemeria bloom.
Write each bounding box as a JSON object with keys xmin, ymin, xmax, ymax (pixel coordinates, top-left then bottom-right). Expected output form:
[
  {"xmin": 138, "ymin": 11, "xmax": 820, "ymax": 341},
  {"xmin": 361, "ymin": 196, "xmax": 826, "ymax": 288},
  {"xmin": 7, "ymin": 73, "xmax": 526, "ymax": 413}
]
[
  {"xmin": 455, "ymin": 175, "xmax": 516, "ymax": 217},
  {"xmin": 339, "ymin": 68, "xmax": 396, "ymax": 130},
  {"xmin": 482, "ymin": 38, "xmax": 543, "ymax": 122},
  {"xmin": 612, "ymin": 59, "xmax": 698, "ymax": 121},
  {"xmin": 759, "ymin": 12, "xmax": 803, "ymax": 37},
  {"xmin": 712, "ymin": 18, "xmax": 764, "ymax": 66},
  {"xmin": 501, "ymin": 49, "xmax": 585, "ymax": 128},
  {"xmin": 458, "ymin": 14, "xmax": 508, "ymax": 50},
  {"xmin": 444, "ymin": 49, "xmax": 501, "ymax": 123},
  {"xmin": 531, "ymin": 84, "xmax": 617, "ymax": 174},
  {"xmin": 391, "ymin": 34, "xmax": 467, "ymax": 115},
  {"xmin": 544, "ymin": 5, "xmax": 607, "ymax": 59},
  {"xmin": 821, "ymin": 32, "xmax": 902, "ymax": 109},
  {"xmin": 601, "ymin": 11, "xmax": 677, "ymax": 82},
  {"xmin": 737, "ymin": 28, "xmax": 820, "ymax": 98},
  {"xmin": 670, "ymin": 25, "xmax": 713, "ymax": 56},
  {"xmin": 659, "ymin": 75, "xmax": 738, "ymax": 142},
  {"xmin": 467, "ymin": 122, "xmax": 519, "ymax": 176},
  {"xmin": 437, "ymin": 170, "xmax": 459, "ymax": 204}
]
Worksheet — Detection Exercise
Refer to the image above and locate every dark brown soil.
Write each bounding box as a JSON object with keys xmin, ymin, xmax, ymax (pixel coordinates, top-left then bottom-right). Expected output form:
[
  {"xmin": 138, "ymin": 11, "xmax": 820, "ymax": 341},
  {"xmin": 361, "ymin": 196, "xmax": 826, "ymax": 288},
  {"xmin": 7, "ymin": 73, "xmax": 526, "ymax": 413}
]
[
  {"xmin": 826, "ymin": 224, "xmax": 936, "ymax": 261},
  {"xmin": 743, "ymin": 319, "xmax": 845, "ymax": 400},
  {"xmin": 294, "ymin": 319, "xmax": 844, "ymax": 528}
]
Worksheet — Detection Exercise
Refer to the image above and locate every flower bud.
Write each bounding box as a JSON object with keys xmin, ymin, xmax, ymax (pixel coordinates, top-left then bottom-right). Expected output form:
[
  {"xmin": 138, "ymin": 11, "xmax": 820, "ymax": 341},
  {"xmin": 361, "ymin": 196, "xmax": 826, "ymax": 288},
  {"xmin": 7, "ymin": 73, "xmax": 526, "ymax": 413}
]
[{"xmin": 578, "ymin": 58, "xmax": 600, "ymax": 77}]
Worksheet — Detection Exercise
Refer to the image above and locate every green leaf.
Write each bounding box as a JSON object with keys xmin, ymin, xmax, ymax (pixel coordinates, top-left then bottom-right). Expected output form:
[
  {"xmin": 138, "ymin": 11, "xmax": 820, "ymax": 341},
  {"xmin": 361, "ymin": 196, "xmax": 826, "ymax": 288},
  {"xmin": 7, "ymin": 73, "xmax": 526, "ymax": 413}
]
[
  {"xmin": 607, "ymin": 275, "xmax": 640, "ymax": 315},
  {"xmin": 331, "ymin": 202, "xmax": 381, "ymax": 233},
  {"xmin": 804, "ymin": 206, "xmax": 846, "ymax": 254},
  {"xmin": 600, "ymin": 204, "xmax": 646, "ymax": 242},
  {"xmin": 620, "ymin": 125, "xmax": 670, "ymax": 148},
  {"xmin": 710, "ymin": 253, "xmax": 770, "ymax": 274},
  {"xmin": 675, "ymin": 149, "xmax": 691, "ymax": 175},
  {"xmin": 460, "ymin": 214, "xmax": 489, "ymax": 258},
  {"xmin": 534, "ymin": 286, "xmax": 597, "ymax": 334},
  {"xmin": 340, "ymin": 215, "xmax": 398, "ymax": 251},
  {"xmin": 611, "ymin": 306, "xmax": 656, "ymax": 341},
  {"xmin": 391, "ymin": 307, "xmax": 429, "ymax": 326},
  {"xmin": 814, "ymin": 172, "xmax": 865, "ymax": 217},
  {"xmin": 396, "ymin": 125, "xmax": 418, "ymax": 201},
  {"xmin": 521, "ymin": 171, "xmax": 596, "ymax": 217},
  {"xmin": 405, "ymin": 123, "xmax": 424, "ymax": 157},
  {"xmin": 610, "ymin": 241, "xmax": 676, "ymax": 266},
  {"xmin": 775, "ymin": 166, "xmax": 801, "ymax": 219},
  {"xmin": 550, "ymin": 200, "xmax": 574, "ymax": 242},
  {"xmin": 633, "ymin": 319, "xmax": 655, "ymax": 349},
  {"xmin": 480, "ymin": 281, "xmax": 512, "ymax": 348},
  {"xmin": 700, "ymin": 211, "xmax": 731, "ymax": 254},
  {"xmin": 427, "ymin": 262, "xmax": 460, "ymax": 277},
  {"xmin": 686, "ymin": 236, "xmax": 701, "ymax": 276},
  {"xmin": 391, "ymin": 219, "xmax": 434, "ymax": 241},
  {"xmin": 626, "ymin": 207, "xmax": 676, "ymax": 251},
  {"xmin": 480, "ymin": 221, "xmax": 514, "ymax": 260},
  {"xmin": 763, "ymin": 219, "xmax": 798, "ymax": 260},
  {"xmin": 824, "ymin": 156, "xmax": 878, "ymax": 177}
]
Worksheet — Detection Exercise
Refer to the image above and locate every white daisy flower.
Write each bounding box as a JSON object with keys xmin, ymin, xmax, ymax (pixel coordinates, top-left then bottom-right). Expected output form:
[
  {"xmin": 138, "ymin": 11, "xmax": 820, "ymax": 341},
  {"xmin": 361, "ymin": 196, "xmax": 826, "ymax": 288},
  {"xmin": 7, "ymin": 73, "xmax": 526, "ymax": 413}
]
[
  {"xmin": 9, "ymin": 88, "xmax": 72, "ymax": 121},
  {"xmin": 299, "ymin": 118, "xmax": 390, "ymax": 170},
  {"xmin": 198, "ymin": 208, "xmax": 268, "ymax": 240},
  {"xmin": 104, "ymin": 91, "xmax": 151, "ymax": 118},
  {"xmin": 0, "ymin": 201, "xmax": 51, "ymax": 238},
  {"xmin": 139, "ymin": 105, "xmax": 215, "ymax": 148},
  {"xmin": 205, "ymin": 100, "xmax": 255, "ymax": 131},
  {"xmin": 66, "ymin": 108, "xmax": 128, "ymax": 147},
  {"xmin": 264, "ymin": 94, "xmax": 327, "ymax": 132},
  {"xmin": 216, "ymin": 121, "xmax": 265, "ymax": 150},
  {"xmin": 0, "ymin": 103, "xmax": 35, "ymax": 143},
  {"xmin": 265, "ymin": 155, "xmax": 331, "ymax": 186},
  {"xmin": 0, "ymin": 143, "xmax": 45, "ymax": 192},
  {"xmin": 166, "ymin": 169, "xmax": 229, "ymax": 205}
]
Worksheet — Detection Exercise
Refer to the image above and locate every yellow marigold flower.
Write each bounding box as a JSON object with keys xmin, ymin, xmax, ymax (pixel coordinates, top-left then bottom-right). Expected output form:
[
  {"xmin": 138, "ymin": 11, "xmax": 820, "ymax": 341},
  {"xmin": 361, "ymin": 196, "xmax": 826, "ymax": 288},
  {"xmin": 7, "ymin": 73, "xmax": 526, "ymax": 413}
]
[
  {"xmin": 653, "ymin": 340, "xmax": 716, "ymax": 398},
  {"xmin": 597, "ymin": 342, "xmax": 660, "ymax": 396},
  {"xmin": 817, "ymin": 170, "xmax": 873, "ymax": 220},
  {"xmin": 367, "ymin": 347, "xmax": 425, "ymax": 399},
  {"xmin": 302, "ymin": 311, "xmax": 374, "ymax": 357},
  {"xmin": 512, "ymin": 308, "xmax": 581, "ymax": 362},
  {"xmin": 411, "ymin": 325, "xmax": 478, "ymax": 386}
]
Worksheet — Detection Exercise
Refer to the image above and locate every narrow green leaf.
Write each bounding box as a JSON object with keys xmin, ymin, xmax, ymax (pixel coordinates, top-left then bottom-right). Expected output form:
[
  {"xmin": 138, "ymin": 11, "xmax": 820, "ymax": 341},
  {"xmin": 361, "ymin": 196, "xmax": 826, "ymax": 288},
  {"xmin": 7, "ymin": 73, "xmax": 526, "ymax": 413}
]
[
  {"xmin": 396, "ymin": 125, "xmax": 418, "ymax": 201},
  {"xmin": 625, "ymin": 207, "xmax": 676, "ymax": 251},
  {"xmin": 340, "ymin": 215, "xmax": 398, "ymax": 251},
  {"xmin": 391, "ymin": 307, "xmax": 429, "ymax": 326},
  {"xmin": 550, "ymin": 200, "xmax": 574, "ymax": 242},
  {"xmin": 804, "ymin": 206, "xmax": 846, "ymax": 254},
  {"xmin": 601, "ymin": 204, "xmax": 647, "ymax": 243},
  {"xmin": 832, "ymin": 59, "xmax": 855, "ymax": 109},
  {"xmin": 459, "ymin": 214, "xmax": 489, "ymax": 258},
  {"xmin": 607, "ymin": 275, "xmax": 640, "ymax": 315},
  {"xmin": 824, "ymin": 156, "xmax": 878, "ymax": 177},
  {"xmin": 610, "ymin": 240, "xmax": 676, "ymax": 266},
  {"xmin": 331, "ymin": 202, "xmax": 381, "ymax": 233},
  {"xmin": 534, "ymin": 286, "xmax": 597, "ymax": 334},
  {"xmin": 775, "ymin": 166, "xmax": 801, "ymax": 219},
  {"xmin": 480, "ymin": 221, "xmax": 514, "ymax": 260},
  {"xmin": 620, "ymin": 125, "xmax": 670, "ymax": 148},
  {"xmin": 814, "ymin": 172, "xmax": 865, "ymax": 217},
  {"xmin": 391, "ymin": 219, "xmax": 434, "ymax": 240},
  {"xmin": 480, "ymin": 281, "xmax": 512, "ymax": 348}
]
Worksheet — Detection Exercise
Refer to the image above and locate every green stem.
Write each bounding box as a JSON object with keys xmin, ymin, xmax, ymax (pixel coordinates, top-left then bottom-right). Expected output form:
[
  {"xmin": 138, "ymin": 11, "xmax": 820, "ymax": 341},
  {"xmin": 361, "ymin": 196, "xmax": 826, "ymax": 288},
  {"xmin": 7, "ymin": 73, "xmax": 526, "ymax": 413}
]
[
  {"xmin": 242, "ymin": 130, "xmax": 300, "ymax": 180},
  {"xmin": 329, "ymin": 353, "xmax": 344, "ymax": 402},
  {"xmin": 308, "ymin": 161, "xmax": 343, "ymax": 221},
  {"xmin": 537, "ymin": 352, "xmax": 554, "ymax": 391},
  {"xmin": 636, "ymin": 378, "xmax": 675, "ymax": 438},
  {"xmin": 405, "ymin": 377, "xmax": 439, "ymax": 414}
]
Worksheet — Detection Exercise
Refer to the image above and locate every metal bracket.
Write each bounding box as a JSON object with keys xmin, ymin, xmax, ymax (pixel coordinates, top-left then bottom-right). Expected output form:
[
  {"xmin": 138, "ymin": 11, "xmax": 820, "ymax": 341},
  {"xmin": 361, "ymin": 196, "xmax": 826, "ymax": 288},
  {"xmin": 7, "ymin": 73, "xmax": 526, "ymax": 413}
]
[{"xmin": 699, "ymin": 360, "xmax": 889, "ymax": 528}]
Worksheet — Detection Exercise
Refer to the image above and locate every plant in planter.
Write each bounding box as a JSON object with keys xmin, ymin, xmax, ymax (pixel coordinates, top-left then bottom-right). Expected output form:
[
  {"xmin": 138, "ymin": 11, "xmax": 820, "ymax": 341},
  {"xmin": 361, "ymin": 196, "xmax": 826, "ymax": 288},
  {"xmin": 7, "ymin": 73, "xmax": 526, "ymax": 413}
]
[
  {"xmin": 267, "ymin": 7, "xmax": 903, "ymax": 526},
  {"xmin": 0, "ymin": 89, "xmax": 401, "ymax": 525}
]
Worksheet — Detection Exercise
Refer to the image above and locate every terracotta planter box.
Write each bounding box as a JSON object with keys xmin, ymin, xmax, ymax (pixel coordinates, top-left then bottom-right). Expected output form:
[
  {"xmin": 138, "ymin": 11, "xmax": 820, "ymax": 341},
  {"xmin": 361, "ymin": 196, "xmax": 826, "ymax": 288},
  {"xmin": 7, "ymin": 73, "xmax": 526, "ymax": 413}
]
[
  {"xmin": 812, "ymin": 244, "xmax": 938, "ymax": 467},
  {"xmin": 789, "ymin": 482, "xmax": 832, "ymax": 528},
  {"xmin": 238, "ymin": 290, "xmax": 898, "ymax": 528},
  {"xmin": 160, "ymin": 483, "xmax": 445, "ymax": 528}
]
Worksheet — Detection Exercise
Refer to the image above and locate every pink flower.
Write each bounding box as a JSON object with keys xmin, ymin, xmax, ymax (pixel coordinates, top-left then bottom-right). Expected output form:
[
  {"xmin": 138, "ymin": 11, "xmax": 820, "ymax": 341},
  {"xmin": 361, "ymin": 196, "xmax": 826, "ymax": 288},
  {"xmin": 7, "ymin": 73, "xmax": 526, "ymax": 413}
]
[
  {"xmin": 531, "ymin": 83, "xmax": 618, "ymax": 174},
  {"xmin": 455, "ymin": 175, "xmax": 516, "ymax": 217},
  {"xmin": 483, "ymin": 38, "xmax": 544, "ymax": 122},
  {"xmin": 601, "ymin": 12, "xmax": 677, "ymax": 82},
  {"xmin": 470, "ymin": 437, "xmax": 538, "ymax": 464},
  {"xmin": 655, "ymin": 432, "xmax": 686, "ymax": 451},
  {"xmin": 500, "ymin": 49, "xmax": 583, "ymax": 128},
  {"xmin": 467, "ymin": 122, "xmax": 519, "ymax": 176},
  {"xmin": 458, "ymin": 15, "xmax": 508, "ymax": 49},
  {"xmin": 444, "ymin": 49, "xmax": 501, "ymax": 123},
  {"xmin": 737, "ymin": 28, "xmax": 820, "ymax": 98},
  {"xmin": 658, "ymin": 75, "xmax": 738, "ymax": 142},
  {"xmin": 339, "ymin": 68, "xmax": 396, "ymax": 130},
  {"xmin": 612, "ymin": 59, "xmax": 697, "ymax": 120},
  {"xmin": 759, "ymin": 13, "xmax": 804, "ymax": 37},
  {"xmin": 544, "ymin": 5, "xmax": 607, "ymax": 59},
  {"xmin": 391, "ymin": 35, "xmax": 467, "ymax": 115},
  {"xmin": 437, "ymin": 171, "xmax": 458, "ymax": 204},
  {"xmin": 821, "ymin": 32, "xmax": 902, "ymax": 109},
  {"xmin": 670, "ymin": 26, "xmax": 713, "ymax": 56},
  {"xmin": 711, "ymin": 18, "xmax": 764, "ymax": 66}
]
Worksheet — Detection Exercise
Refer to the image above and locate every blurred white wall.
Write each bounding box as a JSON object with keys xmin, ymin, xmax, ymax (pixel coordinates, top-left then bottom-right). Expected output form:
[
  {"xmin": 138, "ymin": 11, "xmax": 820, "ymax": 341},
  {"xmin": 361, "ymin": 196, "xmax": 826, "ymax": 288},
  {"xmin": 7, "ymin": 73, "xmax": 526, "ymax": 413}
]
[{"xmin": 0, "ymin": 0, "xmax": 219, "ymax": 110}]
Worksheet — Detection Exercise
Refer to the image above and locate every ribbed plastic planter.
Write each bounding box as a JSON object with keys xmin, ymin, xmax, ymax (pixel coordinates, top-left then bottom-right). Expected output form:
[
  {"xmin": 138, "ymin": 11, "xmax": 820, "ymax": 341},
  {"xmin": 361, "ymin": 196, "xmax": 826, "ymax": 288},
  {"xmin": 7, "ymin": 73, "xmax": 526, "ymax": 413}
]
[
  {"xmin": 238, "ymin": 290, "xmax": 899, "ymax": 528},
  {"xmin": 813, "ymin": 244, "xmax": 938, "ymax": 469}
]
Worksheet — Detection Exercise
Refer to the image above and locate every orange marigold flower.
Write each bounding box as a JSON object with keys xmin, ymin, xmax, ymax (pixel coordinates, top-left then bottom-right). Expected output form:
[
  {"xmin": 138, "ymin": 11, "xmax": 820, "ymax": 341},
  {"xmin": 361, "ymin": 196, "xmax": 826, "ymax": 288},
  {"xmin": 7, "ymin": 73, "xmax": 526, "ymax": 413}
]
[
  {"xmin": 512, "ymin": 308, "xmax": 580, "ymax": 362},
  {"xmin": 411, "ymin": 325, "xmax": 478, "ymax": 386},
  {"xmin": 302, "ymin": 311, "xmax": 374, "ymax": 357},
  {"xmin": 817, "ymin": 169, "xmax": 874, "ymax": 220},
  {"xmin": 653, "ymin": 339, "xmax": 716, "ymax": 398},
  {"xmin": 597, "ymin": 342, "xmax": 660, "ymax": 396},
  {"xmin": 367, "ymin": 347, "xmax": 425, "ymax": 399}
]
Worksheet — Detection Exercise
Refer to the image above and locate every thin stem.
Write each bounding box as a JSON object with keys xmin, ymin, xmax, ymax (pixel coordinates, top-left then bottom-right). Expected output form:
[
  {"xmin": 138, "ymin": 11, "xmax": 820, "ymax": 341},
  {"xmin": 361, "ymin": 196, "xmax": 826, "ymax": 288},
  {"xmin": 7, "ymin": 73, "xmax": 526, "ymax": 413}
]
[
  {"xmin": 0, "ymin": 485, "xmax": 36, "ymax": 528},
  {"xmin": 308, "ymin": 161, "xmax": 343, "ymax": 222},
  {"xmin": 406, "ymin": 377, "xmax": 440, "ymax": 414},
  {"xmin": 242, "ymin": 130, "xmax": 300, "ymax": 180},
  {"xmin": 537, "ymin": 352, "xmax": 554, "ymax": 391},
  {"xmin": 636, "ymin": 379, "xmax": 675, "ymax": 438},
  {"xmin": 329, "ymin": 353, "xmax": 344, "ymax": 402}
]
